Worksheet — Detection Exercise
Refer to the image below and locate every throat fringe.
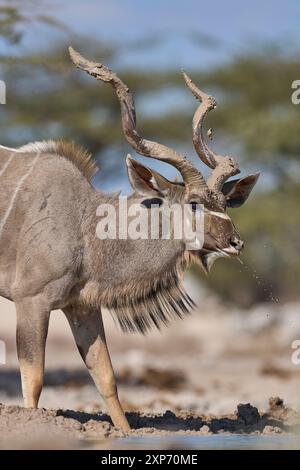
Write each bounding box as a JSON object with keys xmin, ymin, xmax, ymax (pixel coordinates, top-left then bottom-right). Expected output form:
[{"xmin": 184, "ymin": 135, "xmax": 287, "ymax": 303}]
[
  {"xmin": 80, "ymin": 253, "xmax": 196, "ymax": 334},
  {"xmin": 107, "ymin": 278, "xmax": 195, "ymax": 334}
]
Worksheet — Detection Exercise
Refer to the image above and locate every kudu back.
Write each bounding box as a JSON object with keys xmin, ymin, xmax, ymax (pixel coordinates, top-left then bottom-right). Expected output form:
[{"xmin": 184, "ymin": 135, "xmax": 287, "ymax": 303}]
[{"xmin": 0, "ymin": 47, "xmax": 259, "ymax": 430}]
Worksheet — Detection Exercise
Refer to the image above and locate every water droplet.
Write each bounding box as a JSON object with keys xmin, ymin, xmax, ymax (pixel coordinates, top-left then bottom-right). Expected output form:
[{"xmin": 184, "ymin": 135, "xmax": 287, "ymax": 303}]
[{"xmin": 236, "ymin": 259, "xmax": 279, "ymax": 304}]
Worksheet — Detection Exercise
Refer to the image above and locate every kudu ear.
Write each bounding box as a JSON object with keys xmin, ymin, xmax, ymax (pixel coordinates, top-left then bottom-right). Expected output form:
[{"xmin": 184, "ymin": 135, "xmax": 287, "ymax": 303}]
[
  {"xmin": 126, "ymin": 154, "xmax": 172, "ymax": 197},
  {"xmin": 222, "ymin": 173, "xmax": 260, "ymax": 208}
]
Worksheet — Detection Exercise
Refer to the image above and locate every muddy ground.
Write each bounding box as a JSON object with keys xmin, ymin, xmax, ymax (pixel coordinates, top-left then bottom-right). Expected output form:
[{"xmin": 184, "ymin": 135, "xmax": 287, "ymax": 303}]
[
  {"xmin": 1, "ymin": 278, "xmax": 300, "ymax": 448},
  {"xmin": 0, "ymin": 397, "xmax": 299, "ymax": 449}
]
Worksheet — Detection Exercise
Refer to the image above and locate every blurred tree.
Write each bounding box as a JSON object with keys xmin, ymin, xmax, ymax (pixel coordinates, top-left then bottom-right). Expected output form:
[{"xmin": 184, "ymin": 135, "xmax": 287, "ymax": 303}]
[{"xmin": 0, "ymin": 1, "xmax": 70, "ymax": 47}]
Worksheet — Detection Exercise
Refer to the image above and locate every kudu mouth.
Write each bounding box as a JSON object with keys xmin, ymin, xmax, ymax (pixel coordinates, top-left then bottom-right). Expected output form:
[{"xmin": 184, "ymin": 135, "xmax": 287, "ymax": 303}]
[
  {"xmin": 198, "ymin": 240, "xmax": 243, "ymax": 273},
  {"xmin": 222, "ymin": 246, "xmax": 242, "ymax": 256},
  {"xmin": 222, "ymin": 238, "xmax": 244, "ymax": 257}
]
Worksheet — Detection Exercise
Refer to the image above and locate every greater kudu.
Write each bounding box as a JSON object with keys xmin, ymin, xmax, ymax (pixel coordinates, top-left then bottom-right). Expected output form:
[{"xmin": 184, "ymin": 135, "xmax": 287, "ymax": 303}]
[{"xmin": 0, "ymin": 47, "xmax": 259, "ymax": 430}]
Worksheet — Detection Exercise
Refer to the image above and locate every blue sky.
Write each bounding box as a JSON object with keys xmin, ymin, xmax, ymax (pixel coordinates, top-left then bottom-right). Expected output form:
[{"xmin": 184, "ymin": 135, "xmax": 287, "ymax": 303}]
[{"xmin": 16, "ymin": 0, "xmax": 300, "ymax": 70}]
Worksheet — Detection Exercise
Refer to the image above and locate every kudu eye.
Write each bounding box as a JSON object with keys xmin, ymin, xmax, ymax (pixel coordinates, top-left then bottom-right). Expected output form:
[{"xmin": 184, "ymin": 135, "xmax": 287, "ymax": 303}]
[
  {"xmin": 190, "ymin": 201, "xmax": 201, "ymax": 212},
  {"xmin": 141, "ymin": 198, "xmax": 163, "ymax": 209}
]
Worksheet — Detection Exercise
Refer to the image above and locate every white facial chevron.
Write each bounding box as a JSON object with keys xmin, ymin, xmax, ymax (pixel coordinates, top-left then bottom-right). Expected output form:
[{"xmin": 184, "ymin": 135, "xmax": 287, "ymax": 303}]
[{"xmin": 205, "ymin": 209, "xmax": 231, "ymax": 220}]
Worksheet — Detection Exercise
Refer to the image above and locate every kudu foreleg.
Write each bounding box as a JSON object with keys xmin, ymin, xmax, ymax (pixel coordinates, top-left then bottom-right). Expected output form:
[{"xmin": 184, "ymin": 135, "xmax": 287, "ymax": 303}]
[
  {"xmin": 64, "ymin": 308, "xmax": 130, "ymax": 431},
  {"xmin": 15, "ymin": 297, "xmax": 50, "ymax": 408}
]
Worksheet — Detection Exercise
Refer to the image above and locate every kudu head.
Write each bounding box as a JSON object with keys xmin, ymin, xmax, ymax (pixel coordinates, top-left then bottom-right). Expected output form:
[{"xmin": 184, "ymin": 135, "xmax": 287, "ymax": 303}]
[{"xmin": 69, "ymin": 47, "xmax": 259, "ymax": 273}]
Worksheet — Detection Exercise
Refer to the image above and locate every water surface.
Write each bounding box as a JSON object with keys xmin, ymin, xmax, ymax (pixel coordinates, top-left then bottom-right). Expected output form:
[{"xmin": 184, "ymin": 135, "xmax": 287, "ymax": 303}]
[{"xmin": 116, "ymin": 434, "xmax": 298, "ymax": 450}]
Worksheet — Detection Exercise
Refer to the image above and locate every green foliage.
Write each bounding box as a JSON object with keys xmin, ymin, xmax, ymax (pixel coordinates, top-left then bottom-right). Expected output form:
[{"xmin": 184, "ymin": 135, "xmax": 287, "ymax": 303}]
[
  {"xmin": 0, "ymin": 5, "xmax": 24, "ymax": 44},
  {"xmin": 203, "ymin": 53, "xmax": 300, "ymax": 174},
  {"xmin": 0, "ymin": 1, "xmax": 69, "ymax": 47}
]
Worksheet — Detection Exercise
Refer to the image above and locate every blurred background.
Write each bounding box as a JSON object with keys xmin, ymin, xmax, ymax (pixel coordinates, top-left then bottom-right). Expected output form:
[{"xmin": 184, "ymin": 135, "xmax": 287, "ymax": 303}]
[{"xmin": 0, "ymin": 0, "xmax": 300, "ymax": 446}]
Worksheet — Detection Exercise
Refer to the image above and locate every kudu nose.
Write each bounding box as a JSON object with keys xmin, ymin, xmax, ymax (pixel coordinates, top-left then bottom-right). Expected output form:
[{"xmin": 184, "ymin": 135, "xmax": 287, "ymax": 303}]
[{"xmin": 229, "ymin": 236, "xmax": 244, "ymax": 252}]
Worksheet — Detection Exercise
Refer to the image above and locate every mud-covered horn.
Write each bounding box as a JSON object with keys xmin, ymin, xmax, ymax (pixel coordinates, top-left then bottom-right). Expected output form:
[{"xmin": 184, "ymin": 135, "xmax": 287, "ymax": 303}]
[
  {"xmin": 183, "ymin": 71, "xmax": 240, "ymax": 192},
  {"xmin": 69, "ymin": 47, "xmax": 208, "ymax": 194}
]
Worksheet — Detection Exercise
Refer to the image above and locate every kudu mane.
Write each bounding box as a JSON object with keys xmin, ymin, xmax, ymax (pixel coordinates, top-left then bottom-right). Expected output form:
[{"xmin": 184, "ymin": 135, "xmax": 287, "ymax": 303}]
[{"xmin": 19, "ymin": 140, "xmax": 98, "ymax": 182}]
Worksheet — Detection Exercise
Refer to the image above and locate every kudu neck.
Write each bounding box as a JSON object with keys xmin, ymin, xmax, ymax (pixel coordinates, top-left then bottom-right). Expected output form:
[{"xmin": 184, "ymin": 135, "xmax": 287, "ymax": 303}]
[{"xmin": 78, "ymin": 188, "xmax": 194, "ymax": 333}]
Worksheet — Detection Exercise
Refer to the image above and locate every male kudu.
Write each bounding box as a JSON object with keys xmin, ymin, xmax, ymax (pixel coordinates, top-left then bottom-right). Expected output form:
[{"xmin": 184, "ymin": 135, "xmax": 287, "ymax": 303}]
[{"xmin": 0, "ymin": 48, "xmax": 259, "ymax": 430}]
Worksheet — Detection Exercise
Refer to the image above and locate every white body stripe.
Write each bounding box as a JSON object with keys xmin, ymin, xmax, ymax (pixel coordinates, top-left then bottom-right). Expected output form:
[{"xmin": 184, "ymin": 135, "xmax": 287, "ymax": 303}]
[
  {"xmin": 0, "ymin": 152, "xmax": 15, "ymax": 177},
  {"xmin": 0, "ymin": 145, "xmax": 17, "ymax": 152},
  {"xmin": 0, "ymin": 153, "xmax": 40, "ymax": 237}
]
